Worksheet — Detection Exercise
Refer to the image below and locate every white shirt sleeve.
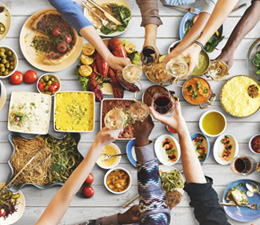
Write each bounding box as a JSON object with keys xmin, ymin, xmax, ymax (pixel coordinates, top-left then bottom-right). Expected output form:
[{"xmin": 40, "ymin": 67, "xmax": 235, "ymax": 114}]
[{"xmin": 200, "ymin": 0, "xmax": 218, "ymax": 14}]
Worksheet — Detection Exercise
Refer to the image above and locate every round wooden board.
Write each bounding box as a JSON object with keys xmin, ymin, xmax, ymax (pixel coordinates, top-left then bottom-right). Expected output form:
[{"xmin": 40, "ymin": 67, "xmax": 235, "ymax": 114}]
[
  {"xmin": 0, "ymin": 2, "xmax": 11, "ymax": 42},
  {"xmin": 19, "ymin": 9, "xmax": 83, "ymax": 72}
]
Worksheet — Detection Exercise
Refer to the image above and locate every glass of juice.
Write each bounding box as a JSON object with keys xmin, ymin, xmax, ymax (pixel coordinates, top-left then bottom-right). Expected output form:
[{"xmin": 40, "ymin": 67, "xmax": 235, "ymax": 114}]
[
  {"xmin": 230, "ymin": 155, "xmax": 256, "ymax": 175},
  {"xmin": 104, "ymin": 109, "xmax": 125, "ymax": 130},
  {"xmin": 151, "ymin": 91, "xmax": 178, "ymax": 115}
]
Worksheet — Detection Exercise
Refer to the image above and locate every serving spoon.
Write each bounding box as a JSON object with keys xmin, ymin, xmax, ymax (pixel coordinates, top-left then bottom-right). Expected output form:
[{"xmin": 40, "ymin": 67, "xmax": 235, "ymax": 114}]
[
  {"xmin": 101, "ymin": 153, "xmax": 126, "ymax": 161},
  {"xmin": 246, "ymin": 182, "xmax": 260, "ymax": 195}
]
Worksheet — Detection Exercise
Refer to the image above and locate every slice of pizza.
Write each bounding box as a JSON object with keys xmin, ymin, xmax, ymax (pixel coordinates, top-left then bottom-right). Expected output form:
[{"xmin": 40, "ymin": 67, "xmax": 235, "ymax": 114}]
[{"xmin": 31, "ymin": 10, "xmax": 77, "ymax": 65}]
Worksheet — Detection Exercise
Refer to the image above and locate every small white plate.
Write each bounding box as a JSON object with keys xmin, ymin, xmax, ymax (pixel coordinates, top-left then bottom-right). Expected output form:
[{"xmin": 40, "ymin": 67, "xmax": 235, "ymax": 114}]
[
  {"xmin": 0, "ymin": 3, "xmax": 11, "ymax": 42},
  {"xmin": 213, "ymin": 133, "xmax": 239, "ymax": 165},
  {"xmin": 155, "ymin": 134, "xmax": 181, "ymax": 166},
  {"xmin": 0, "ymin": 183, "xmax": 26, "ymax": 225}
]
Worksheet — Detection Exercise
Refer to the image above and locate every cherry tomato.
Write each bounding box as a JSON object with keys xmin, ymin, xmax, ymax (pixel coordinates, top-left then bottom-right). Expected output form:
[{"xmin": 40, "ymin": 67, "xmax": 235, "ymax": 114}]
[
  {"xmin": 49, "ymin": 84, "xmax": 56, "ymax": 93},
  {"xmin": 167, "ymin": 125, "xmax": 177, "ymax": 133},
  {"xmin": 82, "ymin": 186, "xmax": 94, "ymax": 198},
  {"xmin": 24, "ymin": 70, "xmax": 38, "ymax": 84},
  {"xmin": 38, "ymin": 81, "xmax": 44, "ymax": 90},
  {"xmin": 85, "ymin": 173, "xmax": 94, "ymax": 185},
  {"xmin": 57, "ymin": 43, "xmax": 68, "ymax": 53},
  {"xmin": 62, "ymin": 33, "xmax": 72, "ymax": 43},
  {"xmin": 9, "ymin": 71, "xmax": 23, "ymax": 85},
  {"xmin": 53, "ymin": 82, "xmax": 59, "ymax": 89},
  {"xmin": 0, "ymin": 209, "xmax": 6, "ymax": 217},
  {"xmin": 52, "ymin": 27, "xmax": 61, "ymax": 37}
]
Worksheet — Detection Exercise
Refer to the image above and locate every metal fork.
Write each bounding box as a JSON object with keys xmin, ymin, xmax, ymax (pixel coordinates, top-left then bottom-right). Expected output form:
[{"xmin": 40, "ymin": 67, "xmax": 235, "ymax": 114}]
[
  {"xmin": 220, "ymin": 202, "xmax": 260, "ymax": 210},
  {"xmin": 82, "ymin": 1, "xmax": 116, "ymax": 30}
]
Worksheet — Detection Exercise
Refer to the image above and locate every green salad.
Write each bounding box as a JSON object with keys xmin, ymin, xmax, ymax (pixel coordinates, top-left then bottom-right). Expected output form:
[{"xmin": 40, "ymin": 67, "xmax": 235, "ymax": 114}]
[{"xmin": 253, "ymin": 44, "xmax": 260, "ymax": 74}]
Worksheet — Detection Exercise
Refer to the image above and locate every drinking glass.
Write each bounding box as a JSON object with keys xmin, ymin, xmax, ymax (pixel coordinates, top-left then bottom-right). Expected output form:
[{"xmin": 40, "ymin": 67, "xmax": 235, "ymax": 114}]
[
  {"xmin": 151, "ymin": 91, "xmax": 178, "ymax": 115},
  {"xmin": 140, "ymin": 46, "xmax": 158, "ymax": 68},
  {"xmin": 104, "ymin": 109, "xmax": 125, "ymax": 130},
  {"xmin": 151, "ymin": 63, "xmax": 172, "ymax": 83},
  {"xmin": 122, "ymin": 64, "xmax": 143, "ymax": 84},
  {"xmin": 230, "ymin": 155, "xmax": 256, "ymax": 175},
  {"xmin": 206, "ymin": 60, "xmax": 228, "ymax": 81},
  {"xmin": 128, "ymin": 101, "xmax": 149, "ymax": 122},
  {"xmin": 166, "ymin": 58, "xmax": 189, "ymax": 78}
]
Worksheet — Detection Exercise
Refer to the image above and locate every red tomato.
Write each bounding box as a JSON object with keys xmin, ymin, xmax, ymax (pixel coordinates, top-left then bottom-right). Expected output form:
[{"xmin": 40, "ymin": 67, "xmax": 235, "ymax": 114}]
[
  {"xmin": 24, "ymin": 70, "xmax": 38, "ymax": 84},
  {"xmin": 85, "ymin": 173, "xmax": 94, "ymax": 185},
  {"xmin": 62, "ymin": 33, "xmax": 72, "ymax": 43},
  {"xmin": 53, "ymin": 82, "xmax": 59, "ymax": 89},
  {"xmin": 38, "ymin": 81, "xmax": 44, "ymax": 90},
  {"xmin": 52, "ymin": 27, "xmax": 61, "ymax": 37},
  {"xmin": 57, "ymin": 43, "xmax": 68, "ymax": 52},
  {"xmin": 82, "ymin": 186, "xmax": 94, "ymax": 198},
  {"xmin": 9, "ymin": 71, "xmax": 23, "ymax": 85},
  {"xmin": 49, "ymin": 85, "xmax": 56, "ymax": 93}
]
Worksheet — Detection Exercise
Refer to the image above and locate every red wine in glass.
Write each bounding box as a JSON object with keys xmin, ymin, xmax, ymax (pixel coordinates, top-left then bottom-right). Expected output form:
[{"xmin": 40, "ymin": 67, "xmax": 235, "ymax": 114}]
[
  {"xmin": 231, "ymin": 155, "xmax": 256, "ymax": 175},
  {"xmin": 152, "ymin": 92, "xmax": 173, "ymax": 115}
]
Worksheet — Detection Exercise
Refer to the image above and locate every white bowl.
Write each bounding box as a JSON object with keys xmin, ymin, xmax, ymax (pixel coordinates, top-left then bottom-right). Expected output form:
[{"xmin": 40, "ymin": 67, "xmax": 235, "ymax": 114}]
[
  {"xmin": 37, "ymin": 73, "xmax": 61, "ymax": 96},
  {"xmin": 104, "ymin": 167, "xmax": 132, "ymax": 195},
  {"xmin": 168, "ymin": 40, "xmax": 181, "ymax": 54},
  {"xmin": 154, "ymin": 134, "xmax": 181, "ymax": 166},
  {"xmin": 199, "ymin": 110, "xmax": 227, "ymax": 137},
  {"xmin": 248, "ymin": 134, "xmax": 260, "ymax": 154},
  {"xmin": 96, "ymin": 143, "xmax": 121, "ymax": 169},
  {"xmin": 213, "ymin": 133, "xmax": 239, "ymax": 165},
  {"xmin": 0, "ymin": 45, "xmax": 18, "ymax": 79}
]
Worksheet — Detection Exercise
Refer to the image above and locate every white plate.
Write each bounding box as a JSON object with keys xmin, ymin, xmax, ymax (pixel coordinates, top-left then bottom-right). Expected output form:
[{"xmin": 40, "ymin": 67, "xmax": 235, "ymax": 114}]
[
  {"xmin": 0, "ymin": 3, "xmax": 11, "ymax": 42},
  {"xmin": 83, "ymin": 0, "xmax": 131, "ymax": 37},
  {"xmin": 0, "ymin": 183, "xmax": 26, "ymax": 225},
  {"xmin": 159, "ymin": 165, "xmax": 184, "ymax": 195},
  {"xmin": 155, "ymin": 134, "xmax": 181, "ymax": 166},
  {"xmin": 213, "ymin": 133, "xmax": 239, "ymax": 165}
]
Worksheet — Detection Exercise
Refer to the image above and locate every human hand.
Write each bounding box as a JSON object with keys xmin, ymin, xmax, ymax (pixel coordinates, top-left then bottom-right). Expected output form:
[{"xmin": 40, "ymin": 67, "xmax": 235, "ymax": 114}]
[
  {"xmin": 117, "ymin": 205, "xmax": 139, "ymax": 224},
  {"xmin": 134, "ymin": 115, "xmax": 154, "ymax": 147},
  {"xmin": 107, "ymin": 55, "xmax": 131, "ymax": 71},
  {"xmin": 94, "ymin": 127, "xmax": 121, "ymax": 148},
  {"xmin": 149, "ymin": 102, "xmax": 188, "ymax": 135}
]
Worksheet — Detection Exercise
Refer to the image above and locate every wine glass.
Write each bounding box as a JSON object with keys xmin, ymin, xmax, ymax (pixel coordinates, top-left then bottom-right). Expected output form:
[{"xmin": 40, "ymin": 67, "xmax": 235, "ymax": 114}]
[
  {"xmin": 166, "ymin": 58, "xmax": 189, "ymax": 78},
  {"xmin": 104, "ymin": 109, "xmax": 125, "ymax": 130},
  {"xmin": 128, "ymin": 101, "xmax": 149, "ymax": 121},
  {"xmin": 122, "ymin": 64, "xmax": 142, "ymax": 83},
  {"xmin": 152, "ymin": 91, "xmax": 176, "ymax": 115},
  {"xmin": 206, "ymin": 60, "xmax": 228, "ymax": 81},
  {"xmin": 151, "ymin": 63, "xmax": 172, "ymax": 83},
  {"xmin": 140, "ymin": 46, "xmax": 158, "ymax": 68}
]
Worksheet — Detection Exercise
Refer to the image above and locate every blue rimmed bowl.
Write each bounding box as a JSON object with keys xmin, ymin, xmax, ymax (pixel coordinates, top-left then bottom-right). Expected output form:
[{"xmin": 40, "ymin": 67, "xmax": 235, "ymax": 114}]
[
  {"xmin": 7, "ymin": 132, "xmax": 83, "ymax": 192},
  {"xmin": 190, "ymin": 132, "xmax": 210, "ymax": 163},
  {"xmin": 126, "ymin": 138, "xmax": 136, "ymax": 167}
]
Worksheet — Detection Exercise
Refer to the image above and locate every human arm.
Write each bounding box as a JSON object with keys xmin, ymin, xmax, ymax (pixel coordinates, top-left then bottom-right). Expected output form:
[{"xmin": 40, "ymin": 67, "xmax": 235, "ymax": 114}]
[
  {"xmin": 176, "ymin": 0, "xmax": 238, "ymax": 76},
  {"xmin": 134, "ymin": 116, "xmax": 171, "ymax": 224},
  {"xmin": 35, "ymin": 128, "xmax": 121, "ymax": 225},
  {"xmin": 217, "ymin": 0, "xmax": 260, "ymax": 68},
  {"xmin": 48, "ymin": 0, "xmax": 130, "ymax": 70}
]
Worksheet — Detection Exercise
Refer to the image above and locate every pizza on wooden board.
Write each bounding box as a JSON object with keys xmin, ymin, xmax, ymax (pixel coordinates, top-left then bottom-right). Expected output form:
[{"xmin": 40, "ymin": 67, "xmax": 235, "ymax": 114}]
[{"xmin": 30, "ymin": 10, "xmax": 77, "ymax": 65}]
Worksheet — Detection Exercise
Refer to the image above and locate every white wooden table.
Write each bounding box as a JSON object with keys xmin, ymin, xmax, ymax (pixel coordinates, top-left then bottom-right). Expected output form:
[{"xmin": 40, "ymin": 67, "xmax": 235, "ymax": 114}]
[{"xmin": 0, "ymin": 0, "xmax": 260, "ymax": 224}]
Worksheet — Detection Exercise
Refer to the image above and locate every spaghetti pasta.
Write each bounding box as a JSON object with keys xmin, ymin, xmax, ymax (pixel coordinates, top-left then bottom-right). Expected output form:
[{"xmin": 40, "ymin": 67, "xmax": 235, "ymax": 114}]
[{"xmin": 160, "ymin": 169, "xmax": 184, "ymax": 193}]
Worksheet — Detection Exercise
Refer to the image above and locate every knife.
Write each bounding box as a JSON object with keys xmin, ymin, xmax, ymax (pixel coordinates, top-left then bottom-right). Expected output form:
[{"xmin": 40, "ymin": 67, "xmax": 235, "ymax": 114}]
[{"xmin": 87, "ymin": 0, "xmax": 122, "ymax": 26}]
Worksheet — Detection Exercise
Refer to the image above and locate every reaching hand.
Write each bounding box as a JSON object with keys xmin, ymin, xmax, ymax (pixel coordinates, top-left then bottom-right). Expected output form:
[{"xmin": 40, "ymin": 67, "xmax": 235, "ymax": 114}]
[
  {"xmin": 134, "ymin": 115, "xmax": 154, "ymax": 147},
  {"xmin": 94, "ymin": 127, "xmax": 121, "ymax": 147},
  {"xmin": 107, "ymin": 55, "xmax": 131, "ymax": 71},
  {"xmin": 118, "ymin": 205, "xmax": 139, "ymax": 224},
  {"xmin": 149, "ymin": 102, "xmax": 188, "ymax": 135}
]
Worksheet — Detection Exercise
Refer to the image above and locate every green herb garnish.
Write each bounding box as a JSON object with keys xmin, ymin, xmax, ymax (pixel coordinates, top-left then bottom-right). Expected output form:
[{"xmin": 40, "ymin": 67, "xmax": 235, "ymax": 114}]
[
  {"xmin": 192, "ymin": 90, "xmax": 198, "ymax": 99},
  {"xmin": 187, "ymin": 85, "xmax": 192, "ymax": 92},
  {"xmin": 203, "ymin": 88, "xmax": 208, "ymax": 94},
  {"xmin": 197, "ymin": 81, "xmax": 201, "ymax": 90}
]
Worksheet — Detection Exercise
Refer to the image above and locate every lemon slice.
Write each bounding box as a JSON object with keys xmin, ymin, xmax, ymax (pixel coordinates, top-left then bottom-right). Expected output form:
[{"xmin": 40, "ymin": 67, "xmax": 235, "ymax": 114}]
[
  {"xmin": 83, "ymin": 43, "xmax": 95, "ymax": 56},
  {"xmin": 159, "ymin": 55, "xmax": 166, "ymax": 62},
  {"xmin": 125, "ymin": 42, "xmax": 136, "ymax": 54},
  {"xmin": 79, "ymin": 65, "xmax": 92, "ymax": 77},
  {"xmin": 81, "ymin": 54, "xmax": 94, "ymax": 65}
]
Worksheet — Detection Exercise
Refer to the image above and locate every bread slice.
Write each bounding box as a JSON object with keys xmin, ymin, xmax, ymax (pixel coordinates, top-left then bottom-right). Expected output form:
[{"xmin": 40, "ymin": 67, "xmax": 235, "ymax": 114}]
[{"xmin": 231, "ymin": 189, "xmax": 249, "ymax": 205}]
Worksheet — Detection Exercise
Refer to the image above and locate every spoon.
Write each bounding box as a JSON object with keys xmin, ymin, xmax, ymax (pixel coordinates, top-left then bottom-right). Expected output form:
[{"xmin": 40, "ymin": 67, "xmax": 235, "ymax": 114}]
[
  {"xmin": 246, "ymin": 182, "xmax": 260, "ymax": 195},
  {"xmin": 101, "ymin": 153, "xmax": 126, "ymax": 161}
]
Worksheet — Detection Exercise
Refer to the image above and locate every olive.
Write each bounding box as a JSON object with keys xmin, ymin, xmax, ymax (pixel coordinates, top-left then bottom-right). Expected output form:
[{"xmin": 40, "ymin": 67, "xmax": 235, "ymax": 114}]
[
  {"xmin": 2, "ymin": 59, "xmax": 6, "ymax": 64},
  {"xmin": 2, "ymin": 54, "xmax": 6, "ymax": 59},
  {"xmin": 8, "ymin": 56, "xmax": 14, "ymax": 61},
  {"xmin": 10, "ymin": 62, "xmax": 14, "ymax": 66},
  {"xmin": 44, "ymin": 75, "xmax": 49, "ymax": 81},
  {"xmin": 5, "ymin": 63, "xmax": 9, "ymax": 68},
  {"xmin": 0, "ymin": 63, "xmax": 4, "ymax": 68},
  {"xmin": 0, "ymin": 67, "xmax": 5, "ymax": 72},
  {"xmin": 46, "ymin": 91, "xmax": 52, "ymax": 95},
  {"xmin": 43, "ymin": 82, "xmax": 47, "ymax": 86},
  {"xmin": 0, "ymin": 48, "xmax": 5, "ymax": 52},
  {"xmin": 47, "ymin": 80, "xmax": 52, "ymax": 86},
  {"xmin": 7, "ymin": 51, "xmax": 12, "ymax": 56},
  {"xmin": 9, "ymin": 66, "xmax": 14, "ymax": 70},
  {"xmin": 44, "ymin": 85, "xmax": 49, "ymax": 91},
  {"xmin": 51, "ymin": 77, "xmax": 55, "ymax": 82},
  {"xmin": 0, "ymin": 52, "xmax": 4, "ymax": 57},
  {"xmin": 40, "ymin": 78, "xmax": 44, "ymax": 83},
  {"xmin": 4, "ymin": 71, "xmax": 9, "ymax": 76}
]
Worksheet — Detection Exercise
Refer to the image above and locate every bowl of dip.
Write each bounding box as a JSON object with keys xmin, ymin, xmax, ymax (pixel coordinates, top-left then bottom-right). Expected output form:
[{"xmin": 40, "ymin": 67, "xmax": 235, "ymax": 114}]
[
  {"xmin": 96, "ymin": 143, "xmax": 121, "ymax": 169},
  {"xmin": 249, "ymin": 134, "xmax": 260, "ymax": 154},
  {"xmin": 182, "ymin": 77, "xmax": 216, "ymax": 109},
  {"xmin": 199, "ymin": 110, "xmax": 227, "ymax": 137}
]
